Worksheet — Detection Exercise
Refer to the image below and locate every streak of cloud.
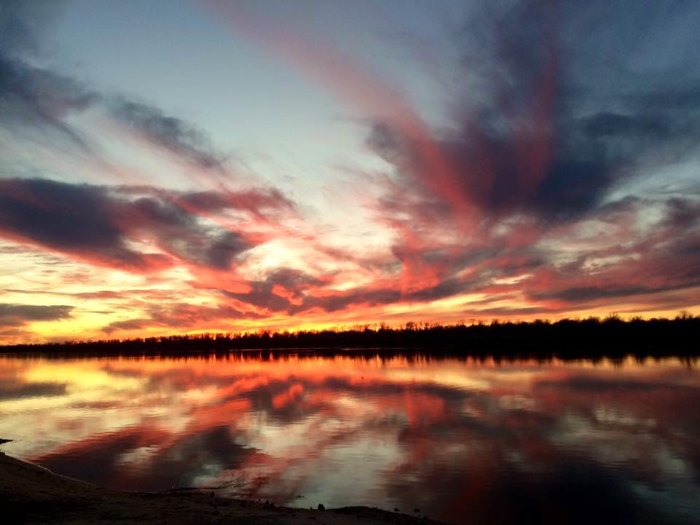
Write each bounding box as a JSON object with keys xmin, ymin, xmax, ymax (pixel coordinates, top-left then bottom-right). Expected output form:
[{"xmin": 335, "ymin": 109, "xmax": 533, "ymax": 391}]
[
  {"xmin": 0, "ymin": 178, "xmax": 294, "ymax": 271},
  {"xmin": 0, "ymin": 303, "xmax": 72, "ymax": 327}
]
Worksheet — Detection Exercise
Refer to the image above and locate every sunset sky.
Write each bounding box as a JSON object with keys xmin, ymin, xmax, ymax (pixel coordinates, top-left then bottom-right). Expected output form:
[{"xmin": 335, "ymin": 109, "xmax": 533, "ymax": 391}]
[{"xmin": 1, "ymin": 0, "xmax": 699, "ymax": 343}]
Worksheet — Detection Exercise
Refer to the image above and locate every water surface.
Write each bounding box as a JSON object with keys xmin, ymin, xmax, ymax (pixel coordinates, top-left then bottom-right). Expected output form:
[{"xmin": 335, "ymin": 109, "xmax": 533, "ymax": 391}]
[{"xmin": 0, "ymin": 353, "xmax": 698, "ymax": 524}]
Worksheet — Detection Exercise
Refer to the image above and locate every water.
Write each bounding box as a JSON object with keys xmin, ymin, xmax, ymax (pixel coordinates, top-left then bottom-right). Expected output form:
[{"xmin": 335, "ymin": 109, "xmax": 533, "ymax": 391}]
[{"xmin": 0, "ymin": 353, "xmax": 698, "ymax": 524}]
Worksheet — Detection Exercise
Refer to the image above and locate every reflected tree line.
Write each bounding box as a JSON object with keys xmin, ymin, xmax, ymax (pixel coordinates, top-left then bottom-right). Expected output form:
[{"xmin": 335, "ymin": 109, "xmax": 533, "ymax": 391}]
[{"xmin": 1, "ymin": 314, "xmax": 698, "ymax": 361}]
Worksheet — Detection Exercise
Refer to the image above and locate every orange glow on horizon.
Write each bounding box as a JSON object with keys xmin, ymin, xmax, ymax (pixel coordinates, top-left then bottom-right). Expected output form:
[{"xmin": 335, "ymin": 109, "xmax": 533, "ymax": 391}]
[{"xmin": 13, "ymin": 302, "xmax": 699, "ymax": 345}]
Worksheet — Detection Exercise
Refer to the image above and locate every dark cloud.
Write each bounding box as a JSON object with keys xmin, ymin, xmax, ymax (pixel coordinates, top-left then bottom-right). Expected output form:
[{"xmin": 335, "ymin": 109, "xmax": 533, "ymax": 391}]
[
  {"xmin": 534, "ymin": 285, "xmax": 666, "ymax": 304},
  {"xmin": 0, "ymin": 303, "xmax": 72, "ymax": 327},
  {"xmin": 0, "ymin": 52, "xmax": 229, "ymax": 169},
  {"xmin": 107, "ymin": 98, "xmax": 226, "ymax": 171},
  {"xmin": 301, "ymin": 288, "xmax": 401, "ymax": 314},
  {"xmin": 126, "ymin": 195, "xmax": 252, "ymax": 269},
  {"xmin": 204, "ymin": 231, "xmax": 250, "ymax": 270},
  {"xmin": 266, "ymin": 268, "xmax": 324, "ymax": 290},
  {"xmin": 467, "ymin": 305, "xmax": 558, "ymax": 317},
  {"xmin": 102, "ymin": 302, "xmax": 266, "ymax": 334},
  {"xmin": 223, "ymin": 269, "xmax": 326, "ymax": 313},
  {"xmin": 0, "ymin": 178, "xmax": 291, "ymax": 271},
  {"xmin": 580, "ymin": 112, "xmax": 670, "ymax": 139},
  {"xmin": 0, "ymin": 0, "xmax": 38, "ymax": 55},
  {"xmin": 102, "ymin": 318, "xmax": 151, "ymax": 334},
  {"xmin": 0, "ymin": 178, "xmax": 158, "ymax": 269},
  {"xmin": 218, "ymin": 0, "xmax": 699, "ymax": 326},
  {"xmin": 369, "ymin": 0, "xmax": 700, "ymax": 221},
  {"xmin": 350, "ymin": 0, "xmax": 700, "ymax": 315},
  {"xmin": 0, "ymin": 2, "xmax": 229, "ymax": 171},
  {"xmin": 227, "ymin": 272, "xmax": 475, "ymax": 316},
  {"xmin": 0, "ymin": 2, "xmax": 89, "ymax": 144},
  {"xmin": 530, "ymin": 267, "xmax": 699, "ymax": 309},
  {"xmin": 662, "ymin": 198, "xmax": 700, "ymax": 230},
  {"xmin": 0, "ymin": 55, "xmax": 96, "ymax": 149},
  {"xmin": 0, "ymin": 0, "xmax": 66, "ymax": 57},
  {"xmin": 178, "ymin": 188, "xmax": 294, "ymax": 214},
  {"xmin": 526, "ymin": 195, "xmax": 700, "ymax": 306}
]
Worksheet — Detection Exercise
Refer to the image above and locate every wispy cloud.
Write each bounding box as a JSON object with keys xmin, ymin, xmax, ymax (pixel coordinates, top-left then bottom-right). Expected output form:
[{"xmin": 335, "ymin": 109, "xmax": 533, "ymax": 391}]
[
  {"xmin": 0, "ymin": 54, "xmax": 96, "ymax": 150},
  {"xmin": 0, "ymin": 3, "xmax": 230, "ymax": 176},
  {"xmin": 107, "ymin": 97, "xmax": 227, "ymax": 172},
  {"xmin": 0, "ymin": 178, "xmax": 294, "ymax": 271},
  {"xmin": 0, "ymin": 303, "xmax": 72, "ymax": 327}
]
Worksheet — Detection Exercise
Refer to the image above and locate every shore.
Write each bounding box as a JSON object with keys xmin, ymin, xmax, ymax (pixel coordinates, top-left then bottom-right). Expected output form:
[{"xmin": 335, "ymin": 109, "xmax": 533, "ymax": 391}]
[{"xmin": 0, "ymin": 451, "xmax": 448, "ymax": 524}]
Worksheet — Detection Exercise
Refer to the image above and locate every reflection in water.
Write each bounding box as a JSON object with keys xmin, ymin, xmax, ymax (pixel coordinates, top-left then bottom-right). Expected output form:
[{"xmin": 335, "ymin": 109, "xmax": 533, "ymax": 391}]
[{"xmin": 0, "ymin": 354, "xmax": 698, "ymax": 524}]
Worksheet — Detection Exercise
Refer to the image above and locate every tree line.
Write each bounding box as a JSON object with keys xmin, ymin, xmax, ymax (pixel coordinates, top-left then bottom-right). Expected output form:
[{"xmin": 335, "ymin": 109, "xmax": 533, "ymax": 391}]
[{"xmin": 1, "ymin": 314, "xmax": 698, "ymax": 361}]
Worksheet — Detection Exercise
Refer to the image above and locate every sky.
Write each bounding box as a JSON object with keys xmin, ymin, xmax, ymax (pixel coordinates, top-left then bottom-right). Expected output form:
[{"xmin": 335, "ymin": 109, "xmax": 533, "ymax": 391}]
[{"xmin": 0, "ymin": 0, "xmax": 698, "ymax": 343}]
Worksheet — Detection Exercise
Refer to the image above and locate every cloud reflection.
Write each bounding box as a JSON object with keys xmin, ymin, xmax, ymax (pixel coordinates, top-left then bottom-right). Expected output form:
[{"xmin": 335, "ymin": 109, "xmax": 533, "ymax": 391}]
[{"xmin": 0, "ymin": 355, "xmax": 697, "ymax": 524}]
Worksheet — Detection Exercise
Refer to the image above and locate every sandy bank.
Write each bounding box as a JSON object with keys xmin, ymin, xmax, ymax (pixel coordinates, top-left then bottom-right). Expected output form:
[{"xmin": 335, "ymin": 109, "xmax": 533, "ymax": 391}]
[{"xmin": 0, "ymin": 451, "xmax": 449, "ymax": 524}]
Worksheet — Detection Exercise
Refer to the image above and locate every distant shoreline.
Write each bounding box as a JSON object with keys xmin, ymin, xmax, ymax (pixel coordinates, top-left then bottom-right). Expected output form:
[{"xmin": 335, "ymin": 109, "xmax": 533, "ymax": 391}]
[{"xmin": 1, "ymin": 316, "xmax": 698, "ymax": 360}]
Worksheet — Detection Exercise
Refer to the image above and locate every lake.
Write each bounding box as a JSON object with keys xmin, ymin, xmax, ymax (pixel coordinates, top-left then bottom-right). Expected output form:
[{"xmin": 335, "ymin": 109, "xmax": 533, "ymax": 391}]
[{"xmin": 0, "ymin": 353, "xmax": 698, "ymax": 524}]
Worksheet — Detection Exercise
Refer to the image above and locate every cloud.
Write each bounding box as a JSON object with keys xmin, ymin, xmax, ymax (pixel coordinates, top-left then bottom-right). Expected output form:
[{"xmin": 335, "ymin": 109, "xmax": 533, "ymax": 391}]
[
  {"xmin": 662, "ymin": 197, "xmax": 700, "ymax": 230},
  {"xmin": 533, "ymin": 283, "xmax": 691, "ymax": 305},
  {"xmin": 107, "ymin": 98, "xmax": 226, "ymax": 171},
  {"xmin": 102, "ymin": 301, "xmax": 269, "ymax": 335},
  {"xmin": 0, "ymin": 0, "xmax": 67, "ymax": 57},
  {"xmin": 176, "ymin": 187, "xmax": 295, "ymax": 218},
  {"xmin": 0, "ymin": 2, "xmax": 91, "ymax": 146},
  {"xmin": 0, "ymin": 55, "xmax": 96, "ymax": 149},
  {"xmin": 0, "ymin": 178, "xmax": 161, "ymax": 269},
  {"xmin": 102, "ymin": 318, "xmax": 151, "ymax": 334},
  {"xmin": 369, "ymin": 1, "xmax": 700, "ymax": 222},
  {"xmin": 0, "ymin": 53, "xmax": 230, "ymax": 171},
  {"xmin": 217, "ymin": 190, "xmax": 700, "ymax": 319},
  {"xmin": 0, "ymin": 3, "xmax": 229, "ymax": 173},
  {"xmin": 223, "ymin": 269, "xmax": 328, "ymax": 313},
  {"xmin": 0, "ymin": 178, "xmax": 296, "ymax": 271},
  {"xmin": 212, "ymin": 0, "xmax": 700, "ymax": 319},
  {"xmin": 0, "ymin": 303, "xmax": 72, "ymax": 327},
  {"xmin": 225, "ymin": 268, "xmax": 473, "ymax": 317},
  {"xmin": 349, "ymin": 0, "xmax": 700, "ymax": 312}
]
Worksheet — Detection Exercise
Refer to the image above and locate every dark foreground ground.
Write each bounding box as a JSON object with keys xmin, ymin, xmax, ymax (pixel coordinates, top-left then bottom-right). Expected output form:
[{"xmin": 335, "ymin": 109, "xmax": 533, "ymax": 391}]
[{"xmin": 0, "ymin": 452, "xmax": 448, "ymax": 525}]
